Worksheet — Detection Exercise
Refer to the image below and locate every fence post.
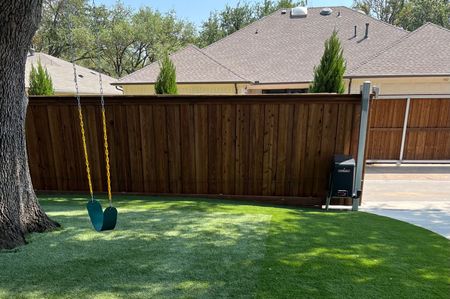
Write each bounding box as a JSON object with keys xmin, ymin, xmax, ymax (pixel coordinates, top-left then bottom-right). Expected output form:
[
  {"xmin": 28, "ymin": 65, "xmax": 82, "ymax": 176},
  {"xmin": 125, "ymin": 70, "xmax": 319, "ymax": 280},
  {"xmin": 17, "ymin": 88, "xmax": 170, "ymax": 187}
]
[
  {"xmin": 353, "ymin": 81, "xmax": 371, "ymax": 211},
  {"xmin": 398, "ymin": 97, "xmax": 411, "ymax": 163}
]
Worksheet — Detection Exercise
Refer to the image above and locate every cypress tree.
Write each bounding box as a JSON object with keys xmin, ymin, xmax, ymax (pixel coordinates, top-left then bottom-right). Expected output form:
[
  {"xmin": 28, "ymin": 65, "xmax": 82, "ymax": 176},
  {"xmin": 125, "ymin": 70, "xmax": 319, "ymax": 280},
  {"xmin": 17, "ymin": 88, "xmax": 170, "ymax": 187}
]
[
  {"xmin": 309, "ymin": 30, "xmax": 346, "ymax": 94},
  {"xmin": 155, "ymin": 54, "xmax": 178, "ymax": 95},
  {"xmin": 28, "ymin": 60, "xmax": 55, "ymax": 95}
]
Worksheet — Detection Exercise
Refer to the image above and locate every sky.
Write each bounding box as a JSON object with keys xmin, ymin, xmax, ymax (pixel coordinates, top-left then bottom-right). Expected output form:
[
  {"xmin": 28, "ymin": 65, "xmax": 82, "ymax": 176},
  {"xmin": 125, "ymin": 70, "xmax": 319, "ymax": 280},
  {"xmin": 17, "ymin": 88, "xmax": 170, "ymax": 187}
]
[{"xmin": 95, "ymin": 0, "xmax": 353, "ymax": 26}]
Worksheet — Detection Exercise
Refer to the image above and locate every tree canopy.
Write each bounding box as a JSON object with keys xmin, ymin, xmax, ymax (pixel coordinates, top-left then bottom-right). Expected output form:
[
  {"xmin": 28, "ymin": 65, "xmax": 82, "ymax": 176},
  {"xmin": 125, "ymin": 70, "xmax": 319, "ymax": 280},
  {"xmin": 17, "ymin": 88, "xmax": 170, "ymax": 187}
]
[
  {"xmin": 33, "ymin": 0, "xmax": 196, "ymax": 78},
  {"xmin": 352, "ymin": 0, "xmax": 450, "ymax": 30},
  {"xmin": 199, "ymin": 0, "xmax": 303, "ymax": 47},
  {"xmin": 33, "ymin": 0, "xmax": 449, "ymax": 79}
]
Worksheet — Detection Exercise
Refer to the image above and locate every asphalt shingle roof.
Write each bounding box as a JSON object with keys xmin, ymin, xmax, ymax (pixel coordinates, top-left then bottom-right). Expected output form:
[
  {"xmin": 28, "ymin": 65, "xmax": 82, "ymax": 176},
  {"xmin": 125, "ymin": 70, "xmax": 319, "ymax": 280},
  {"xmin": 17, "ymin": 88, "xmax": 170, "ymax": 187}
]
[
  {"xmin": 203, "ymin": 6, "xmax": 408, "ymax": 83},
  {"xmin": 348, "ymin": 23, "xmax": 450, "ymax": 77},
  {"xmin": 26, "ymin": 52, "xmax": 121, "ymax": 95},
  {"xmin": 116, "ymin": 45, "xmax": 250, "ymax": 84},
  {"xmin": 117, "ymin": 6, "xmax": 449, "ymax": 85}
]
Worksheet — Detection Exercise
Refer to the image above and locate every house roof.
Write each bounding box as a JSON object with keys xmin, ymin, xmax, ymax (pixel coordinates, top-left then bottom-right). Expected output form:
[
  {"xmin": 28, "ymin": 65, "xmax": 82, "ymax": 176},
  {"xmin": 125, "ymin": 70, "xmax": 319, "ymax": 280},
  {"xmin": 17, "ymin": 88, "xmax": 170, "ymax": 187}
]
[
  {"xmin": 26, "ymin": 52, "xmax": 121, "ymax": 95},
  {"xmin": 202, "ymin": 6, "xmax": 408, "ymax": 83},
  {"xmin": 115, "ymin": 45, "xmax": 250, "ymax": 85},
  {"xmin": 348, "ymin": 23, "xmax": 450, "ymax": 77},
  {"xmin": 117, "ymin": 6, "xmax": 449, "ymax": 86}
]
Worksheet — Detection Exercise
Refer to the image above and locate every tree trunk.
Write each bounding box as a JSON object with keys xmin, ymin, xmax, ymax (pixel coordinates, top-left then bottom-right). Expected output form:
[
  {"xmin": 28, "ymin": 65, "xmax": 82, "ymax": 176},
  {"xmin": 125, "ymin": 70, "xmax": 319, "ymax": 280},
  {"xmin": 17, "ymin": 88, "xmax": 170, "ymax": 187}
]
[{"xmin": 0, "ymin": 0, "xmax": 59, "ymax": 250}]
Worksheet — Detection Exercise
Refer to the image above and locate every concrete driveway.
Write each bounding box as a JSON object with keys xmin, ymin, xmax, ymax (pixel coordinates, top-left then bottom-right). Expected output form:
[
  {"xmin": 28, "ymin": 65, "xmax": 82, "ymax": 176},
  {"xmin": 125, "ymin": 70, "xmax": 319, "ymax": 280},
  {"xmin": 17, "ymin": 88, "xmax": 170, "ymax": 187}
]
[{"xmin": 361, "ymin": 164, "xmax": 450, "ymax": 239}]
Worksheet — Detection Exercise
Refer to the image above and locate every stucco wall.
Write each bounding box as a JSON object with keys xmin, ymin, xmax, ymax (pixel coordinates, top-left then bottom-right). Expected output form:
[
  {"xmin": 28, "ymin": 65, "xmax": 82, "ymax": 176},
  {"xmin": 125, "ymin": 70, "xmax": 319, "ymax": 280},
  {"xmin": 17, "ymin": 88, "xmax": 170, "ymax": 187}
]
[
  {"xmin": 121, "ymin": 83, "xmax": 248, "ymax": 95},
  {"xmin": 348, "ymin": 76, "xmax": 450, "ymax": 95},
  {"xmin": 119, "ymin": 76, "xmax": 450, "ymax": 95},
  {"xmin": 245, "ymin": 77, "xmax": 450, "ymax": 95}
]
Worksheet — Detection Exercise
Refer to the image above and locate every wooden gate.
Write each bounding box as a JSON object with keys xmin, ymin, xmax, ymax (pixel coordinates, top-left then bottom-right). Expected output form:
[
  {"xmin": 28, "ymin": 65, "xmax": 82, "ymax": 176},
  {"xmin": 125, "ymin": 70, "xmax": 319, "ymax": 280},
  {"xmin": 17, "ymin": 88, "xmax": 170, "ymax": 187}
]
[{"xmin": 367, "ymin": 97, "xmax": 450, "ymax": 162}]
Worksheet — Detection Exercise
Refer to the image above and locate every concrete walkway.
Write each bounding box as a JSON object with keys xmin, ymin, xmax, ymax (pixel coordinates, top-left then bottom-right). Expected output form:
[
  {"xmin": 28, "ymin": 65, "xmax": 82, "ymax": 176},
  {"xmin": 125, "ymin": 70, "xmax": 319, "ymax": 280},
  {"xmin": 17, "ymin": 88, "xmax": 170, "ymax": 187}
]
[{"xmin": 361, "ymin": 164, "xmax": 450, "ymax": 239}]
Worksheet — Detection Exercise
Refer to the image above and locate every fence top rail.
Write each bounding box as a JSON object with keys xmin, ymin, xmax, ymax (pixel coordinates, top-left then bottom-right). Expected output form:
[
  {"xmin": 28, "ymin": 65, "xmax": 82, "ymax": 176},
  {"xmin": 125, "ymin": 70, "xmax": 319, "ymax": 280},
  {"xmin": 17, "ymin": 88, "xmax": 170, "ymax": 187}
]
[
  {"xmin": 28, "ymin": 94, "xmax": 362, "ymax": 105},
  {"xmin": 376, "ymin": 94, "xmax": 450, "ymax": 99}
]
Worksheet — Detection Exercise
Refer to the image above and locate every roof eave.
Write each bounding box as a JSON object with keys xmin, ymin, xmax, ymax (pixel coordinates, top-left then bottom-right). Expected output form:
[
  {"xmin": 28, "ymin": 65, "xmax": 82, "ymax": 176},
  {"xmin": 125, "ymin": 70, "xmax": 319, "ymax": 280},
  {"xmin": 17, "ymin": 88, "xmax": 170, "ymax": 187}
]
[
  {"xmin": 346, "ymin": 73, "xmax": 450, "ymax": 78},
  {"xmin": 112, "ymin": 80, "xmax": 252, "ymax": 85}
]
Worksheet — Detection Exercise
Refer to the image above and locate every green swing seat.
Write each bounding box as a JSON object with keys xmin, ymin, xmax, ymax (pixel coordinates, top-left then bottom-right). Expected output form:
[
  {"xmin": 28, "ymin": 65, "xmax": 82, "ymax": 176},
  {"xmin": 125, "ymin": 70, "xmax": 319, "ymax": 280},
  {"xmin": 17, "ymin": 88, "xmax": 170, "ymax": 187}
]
[{"xmin": 87, "ymin": 200, "xmax": 118, "ymax": 232}]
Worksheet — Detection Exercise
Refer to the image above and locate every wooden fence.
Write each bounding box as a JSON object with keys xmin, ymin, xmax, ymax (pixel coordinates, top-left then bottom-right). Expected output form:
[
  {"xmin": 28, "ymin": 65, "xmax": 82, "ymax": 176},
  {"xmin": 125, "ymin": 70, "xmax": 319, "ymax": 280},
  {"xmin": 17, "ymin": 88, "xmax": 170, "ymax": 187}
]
[
  {"xmin": 26, "ymin": 94, "xmax": 363, "ymax": 206},
  {"xmin": 368, "ymin": 98, "xmax": 450, "ymax": 161}
]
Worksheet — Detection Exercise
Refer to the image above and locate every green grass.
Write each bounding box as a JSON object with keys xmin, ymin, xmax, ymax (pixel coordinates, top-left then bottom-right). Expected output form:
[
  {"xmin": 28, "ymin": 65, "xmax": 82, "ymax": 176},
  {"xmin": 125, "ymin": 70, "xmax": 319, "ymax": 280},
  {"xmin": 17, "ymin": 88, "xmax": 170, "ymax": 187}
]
[{"xmin": 1, "ymin": 195, "xmax": 449, "ymax": 299}]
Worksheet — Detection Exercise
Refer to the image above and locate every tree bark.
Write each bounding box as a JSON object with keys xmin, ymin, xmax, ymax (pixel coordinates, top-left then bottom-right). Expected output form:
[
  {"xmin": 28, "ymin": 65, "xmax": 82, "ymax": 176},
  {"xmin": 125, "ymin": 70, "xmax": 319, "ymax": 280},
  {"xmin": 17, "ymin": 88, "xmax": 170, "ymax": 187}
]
[{"xmin": 1, "ymin": 0, "xmax": 59, "ymax": 250}]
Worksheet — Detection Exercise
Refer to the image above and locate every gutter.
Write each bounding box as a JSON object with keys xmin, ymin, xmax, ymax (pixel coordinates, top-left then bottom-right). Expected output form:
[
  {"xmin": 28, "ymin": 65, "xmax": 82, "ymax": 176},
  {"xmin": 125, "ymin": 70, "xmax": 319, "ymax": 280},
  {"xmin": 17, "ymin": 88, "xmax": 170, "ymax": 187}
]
[
  {"xmin": 112, "ymin": 80, "xmax": 251, "ymax": 86},
  {"xmin": 345, "ymin": 74, "xmax": 450, "ymax": 79}
]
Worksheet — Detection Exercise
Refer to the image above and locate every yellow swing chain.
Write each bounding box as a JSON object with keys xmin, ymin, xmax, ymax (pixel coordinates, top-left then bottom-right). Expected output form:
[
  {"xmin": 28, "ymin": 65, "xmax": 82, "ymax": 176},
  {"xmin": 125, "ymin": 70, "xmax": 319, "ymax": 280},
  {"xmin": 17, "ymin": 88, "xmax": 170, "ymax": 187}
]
[
  {"xmin": 92, "ymin": 0, "xmax": 113, "ymax": 206},
  {"xmin": 100, "ymin": 94, "xmax": 113, "ymax": 205},
  {"xmin": 77, "ymin": 105, "xmax": 94, "ymax": 200},
  {"xmin": 69, "ymin": 0, "xmax": 113, "ymax": 205},
  {"xmin": 68, "ymin": 11, "xmax": 94, "ymax": 201}
]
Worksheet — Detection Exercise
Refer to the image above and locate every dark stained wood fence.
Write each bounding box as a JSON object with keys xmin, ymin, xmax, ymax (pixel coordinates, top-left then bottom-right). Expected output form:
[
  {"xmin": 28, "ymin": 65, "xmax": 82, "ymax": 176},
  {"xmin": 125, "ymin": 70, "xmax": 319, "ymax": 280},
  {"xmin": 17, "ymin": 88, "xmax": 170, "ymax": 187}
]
[
  {"xmin": 26, "ymin": 94, "xmax": 363, "ymax": 206},
  {"xmin": 368, "ymin": 98, "xmax": 450, "ymax": 161}
]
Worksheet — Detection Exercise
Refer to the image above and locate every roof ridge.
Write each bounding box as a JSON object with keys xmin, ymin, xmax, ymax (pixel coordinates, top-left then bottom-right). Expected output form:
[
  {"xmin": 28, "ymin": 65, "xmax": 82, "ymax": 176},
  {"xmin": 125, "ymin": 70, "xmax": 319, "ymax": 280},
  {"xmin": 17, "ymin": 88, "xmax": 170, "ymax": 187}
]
[
  {"xmin": 190, "ymin": 45, "xmax": 251, "ymax": 82},
  {"xmin": 339, "ymin": 6, "xmax": 409, "ymax": 34},
  {"xmin": 348, "ymin": 24, "xmax": 424, "ymax": 74},
  {"xmin": 116, "ymin": 44, "xmax": 250, "ymax": 84},
  {"xmin": 422, "ymin": 21, "xmax": 450, "ymax": 34},
  {"xmin": 118, "ymin": 45, "xmax": 201, "ymax": 82},
  {"xmin": 202, "ymin": 6, "xmax": 408, "ymax": 54},
  {"xmin": 202, "ymin": 8, "xmax": 283, "ymax": 51},
  {"xmin": 33, "ymin": 52, "xmax": 117, "ymax": 80}
]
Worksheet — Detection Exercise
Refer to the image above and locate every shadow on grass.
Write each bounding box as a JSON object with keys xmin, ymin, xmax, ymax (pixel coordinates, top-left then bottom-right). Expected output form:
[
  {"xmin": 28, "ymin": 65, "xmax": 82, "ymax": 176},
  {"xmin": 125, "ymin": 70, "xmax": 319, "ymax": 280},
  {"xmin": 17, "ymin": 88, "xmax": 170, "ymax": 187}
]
[
  {"xmin": 0, "ymin": 195, "xmax": 449, "ymax": 298},
  {"xmin": 1, "ymin": 196, "xmax": 272, "ymax": 299}
]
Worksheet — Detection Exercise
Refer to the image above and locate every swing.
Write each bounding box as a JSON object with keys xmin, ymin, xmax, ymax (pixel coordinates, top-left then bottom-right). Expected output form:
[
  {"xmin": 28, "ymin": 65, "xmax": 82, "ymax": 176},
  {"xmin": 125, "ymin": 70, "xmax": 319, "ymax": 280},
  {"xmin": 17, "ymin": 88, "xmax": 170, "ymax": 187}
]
[{"xmin": 69, "ymin": 1, "xmax": 117, "ymax": 231}]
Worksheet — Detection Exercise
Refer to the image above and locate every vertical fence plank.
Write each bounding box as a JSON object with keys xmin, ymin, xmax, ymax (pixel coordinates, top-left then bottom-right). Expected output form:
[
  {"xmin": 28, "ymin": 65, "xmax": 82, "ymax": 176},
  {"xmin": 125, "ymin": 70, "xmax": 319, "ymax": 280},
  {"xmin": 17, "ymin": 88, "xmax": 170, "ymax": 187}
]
[
  {"xmin": 207, "ymin": 104, "xmax": 222, "ymax": 194},
  {"xmin": 180, "ymin": 104, "xmax": 196, "ymax": 194},
  {"xmin": 194, "ymin": 105, "xmax": 208, "ymax": 194},
  {"xmin": 104, "ymin": 105, "xmax": 118, "ymax": 192},
  {"xmin": 235, "ymin": 104, "xmax": 250, "ymax": 195},
  {"xmin": 152, "ymin": 105, "xmax": 170, "ymax": 193},
  {"xmin": 46, "ymin": 106, "xmax": 68, "ymax": 190},
  {"xmin": 33, "ymin": 106, "xmax": 57, "ymax": 190},
  {"xmin": 248, "ymin": 104, "xmax": 265, "ymax": 195},
  {"xmin": 303, "ymin": 104, "xmax": 323, "ymax": 196},
  {"xmin": 26, "ymin": 107, "xmax": 42, "ymax": 190},
  {"xmin": 289, "ymin": 104, "xmax": 308, "ymax": 196},
  {"xmin": 166, "ymin": 104, "xmax": 182, "ymax": 193},
  {"xmin": 262, "ymin": 104, "xmax": 278, "ymax": 195},
  {"xmin": 275, "ymin": 104, "xmax": 291, "ymax": 195},
  {"xmin": 316, "ymin": 104, "xmax": 339, "ymax": 197},
  {"xmin": 112, "ymin": 105, "xmax": 130, "ymax": 191},
  {"xmin": 350, "ymin": 103, "xmax": 361, "ymax": 159},
  {"xmin": 221, "ymin": 105, "xmax": 236, "ymax": 194},
  {"xmin": 139, "ymin": 105, "xmax": 157, "ymax": 193},
  {"xmin": 126, "ymin": 105, "xmax": 144, "ymax": 192}
]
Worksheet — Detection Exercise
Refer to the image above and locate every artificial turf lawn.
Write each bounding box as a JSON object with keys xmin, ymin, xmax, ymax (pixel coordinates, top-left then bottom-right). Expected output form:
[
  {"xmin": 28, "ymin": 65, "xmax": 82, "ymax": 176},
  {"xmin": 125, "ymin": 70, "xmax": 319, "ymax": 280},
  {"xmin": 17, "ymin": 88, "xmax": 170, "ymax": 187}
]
[{"xmin": 0, "ymin": 195, "xmax": 449, "ymax": 299}]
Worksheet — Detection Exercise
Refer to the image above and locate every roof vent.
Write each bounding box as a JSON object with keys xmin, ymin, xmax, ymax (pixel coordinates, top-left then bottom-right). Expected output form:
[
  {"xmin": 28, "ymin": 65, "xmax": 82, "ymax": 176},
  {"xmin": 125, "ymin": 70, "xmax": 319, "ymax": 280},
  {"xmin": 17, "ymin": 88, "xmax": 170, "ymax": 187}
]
[
  {"xmin": 281, "ymin": 9, "xmax": 287, "ymax": 14},
  {"xmin": 291, "ymin": 6, "xmax": 307, "ymax": 18},
  {"xmin": 320, "ymin": 8, "xmax": 333, "ymax": 16},
  {"xmin": 356, "ymin": 9, "xmax": 366, "ymax": 15}
]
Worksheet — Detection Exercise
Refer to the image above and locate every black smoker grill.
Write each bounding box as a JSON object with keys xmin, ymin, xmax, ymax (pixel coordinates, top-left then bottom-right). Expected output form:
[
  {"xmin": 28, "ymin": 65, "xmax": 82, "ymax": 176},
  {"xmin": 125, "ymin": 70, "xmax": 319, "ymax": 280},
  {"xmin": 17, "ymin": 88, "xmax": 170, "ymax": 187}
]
[{"xmin": 325, "ymin": 155, "xmax": 355, "ymax": 210}]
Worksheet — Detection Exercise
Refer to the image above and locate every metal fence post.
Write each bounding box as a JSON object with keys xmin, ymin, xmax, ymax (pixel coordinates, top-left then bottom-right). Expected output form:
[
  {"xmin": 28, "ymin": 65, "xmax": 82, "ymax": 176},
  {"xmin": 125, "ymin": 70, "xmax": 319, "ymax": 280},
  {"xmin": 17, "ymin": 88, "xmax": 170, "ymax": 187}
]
[
  {"xmin": 398, "ymin": 97, "xmax": 411, "ymax": 163},
  {"xmin": 353, "ymin": 81, "xmax": 371, "ymax": 211}
]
